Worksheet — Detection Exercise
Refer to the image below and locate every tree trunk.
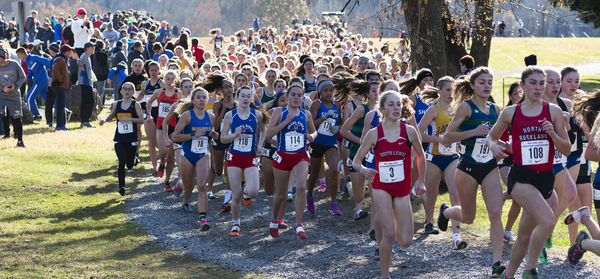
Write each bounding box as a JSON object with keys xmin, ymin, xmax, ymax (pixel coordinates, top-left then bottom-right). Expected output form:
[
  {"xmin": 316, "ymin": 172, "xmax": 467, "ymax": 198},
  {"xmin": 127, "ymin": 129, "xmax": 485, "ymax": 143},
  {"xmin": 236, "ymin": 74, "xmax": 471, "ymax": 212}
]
[
  {"xmin": 469, "ymin": 0, "xmax": 494, "ymax": 67},
  {"xmin": 402, "ymin": 0, "xmax": 447, "ymax": 81},
  {"xmin": 442, "ymin": 2, "xmax": 467, "ymax": 78}
]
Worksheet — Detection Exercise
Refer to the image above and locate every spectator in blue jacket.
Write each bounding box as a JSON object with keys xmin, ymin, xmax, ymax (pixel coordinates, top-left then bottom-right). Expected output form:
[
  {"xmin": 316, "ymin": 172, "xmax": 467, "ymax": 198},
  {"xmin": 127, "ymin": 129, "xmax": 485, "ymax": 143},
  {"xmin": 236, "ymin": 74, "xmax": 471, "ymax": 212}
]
[
  {"xmin": 16, "ymin": 47, "xmax": 51, "ymax": 120},
  {"xmin": 108, "ymin": 60, "xmax": 128, "ymax": 100},
  {"xmin": 54, "ymin": 17, "xmax": 63, "ymax": 42}
]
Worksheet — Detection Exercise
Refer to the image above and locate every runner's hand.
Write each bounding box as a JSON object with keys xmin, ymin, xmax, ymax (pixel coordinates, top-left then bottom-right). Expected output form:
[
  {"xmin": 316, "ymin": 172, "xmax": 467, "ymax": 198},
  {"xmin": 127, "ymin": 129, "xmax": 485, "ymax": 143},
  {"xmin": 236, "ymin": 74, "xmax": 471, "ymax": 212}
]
[
  {"xmin": 360, "ymin": 167, "xmax": 377, "ymax": 180},
  {"xmin": 414, "ymin": 180, "xmax": 426, "ymax": 196},
  {"xmin": 195, "ymin": 127, "xmax": 207, "ymax": 138},
  {"xmin": 542, "ymin": 118, "xmax": 555, "ymax": 136},
  {"xmin": 490, "ymin": 142, "xmax": 508, "ymax": 159}
]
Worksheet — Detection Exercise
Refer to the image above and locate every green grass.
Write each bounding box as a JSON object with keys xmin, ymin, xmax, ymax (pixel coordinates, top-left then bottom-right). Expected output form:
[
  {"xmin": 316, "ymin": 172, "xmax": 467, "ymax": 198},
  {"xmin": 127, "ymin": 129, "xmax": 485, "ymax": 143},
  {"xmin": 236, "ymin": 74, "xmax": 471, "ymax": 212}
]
[{"xmin": 0, "ymin": 117, "xmax": 245, "ymax": 278}]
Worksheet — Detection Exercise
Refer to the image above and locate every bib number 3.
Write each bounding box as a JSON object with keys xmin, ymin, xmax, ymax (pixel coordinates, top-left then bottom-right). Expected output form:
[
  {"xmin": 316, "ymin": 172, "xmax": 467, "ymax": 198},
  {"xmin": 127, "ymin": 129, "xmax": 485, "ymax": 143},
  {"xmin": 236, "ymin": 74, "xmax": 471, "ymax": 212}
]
[{"xmin": 378, "ymin": 160, "xmax": 405, "ymax": 183}]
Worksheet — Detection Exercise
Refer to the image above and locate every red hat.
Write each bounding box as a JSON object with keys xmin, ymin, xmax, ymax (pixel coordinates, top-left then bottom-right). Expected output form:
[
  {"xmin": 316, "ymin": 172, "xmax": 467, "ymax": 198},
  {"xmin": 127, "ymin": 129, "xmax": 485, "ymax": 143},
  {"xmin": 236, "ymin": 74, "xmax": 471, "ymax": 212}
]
[{"xmin": 77, "ymin": 8, "xmax": 87, "ymax": 15}]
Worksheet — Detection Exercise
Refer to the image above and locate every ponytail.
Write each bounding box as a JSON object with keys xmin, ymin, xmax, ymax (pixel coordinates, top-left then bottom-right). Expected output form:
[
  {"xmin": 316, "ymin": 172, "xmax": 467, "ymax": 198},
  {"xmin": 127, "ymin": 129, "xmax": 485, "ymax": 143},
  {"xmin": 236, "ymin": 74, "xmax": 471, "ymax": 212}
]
[{"xmin": 398, "ymin": 77, "xmax": 419, "ymax": 96}]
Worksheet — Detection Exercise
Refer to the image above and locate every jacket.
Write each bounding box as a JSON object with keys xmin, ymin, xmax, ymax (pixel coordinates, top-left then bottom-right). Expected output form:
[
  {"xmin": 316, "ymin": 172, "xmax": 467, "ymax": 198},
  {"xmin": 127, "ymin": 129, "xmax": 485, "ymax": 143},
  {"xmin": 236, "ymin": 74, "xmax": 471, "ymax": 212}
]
[
  {"xmin": 51, "ymin": 53, "xmax": 71, "ymax": 89},
  {"xmin": 72, "ymin": 18, "xmax": 92, "ymax": 48},
  {"xmin": 91, "ymin": 49, "xmax": 109, "ymax": 80}
]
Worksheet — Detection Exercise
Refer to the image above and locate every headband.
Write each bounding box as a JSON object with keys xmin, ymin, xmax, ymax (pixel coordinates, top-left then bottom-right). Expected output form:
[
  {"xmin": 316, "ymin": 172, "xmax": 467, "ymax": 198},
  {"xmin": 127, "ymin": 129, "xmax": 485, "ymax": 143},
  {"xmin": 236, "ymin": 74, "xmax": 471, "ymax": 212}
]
[{"xmin": 318, "ymin": 80, "xmax": 334, "ymax": 93}]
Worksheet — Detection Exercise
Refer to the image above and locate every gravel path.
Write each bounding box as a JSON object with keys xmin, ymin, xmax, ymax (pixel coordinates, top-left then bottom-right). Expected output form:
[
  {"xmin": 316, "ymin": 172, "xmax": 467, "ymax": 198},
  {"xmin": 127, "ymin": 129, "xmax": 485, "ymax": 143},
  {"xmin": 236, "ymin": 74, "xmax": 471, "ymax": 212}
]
[{"xmin": 125, "ymin": 173, "xmax": 599, "ymax": 278}]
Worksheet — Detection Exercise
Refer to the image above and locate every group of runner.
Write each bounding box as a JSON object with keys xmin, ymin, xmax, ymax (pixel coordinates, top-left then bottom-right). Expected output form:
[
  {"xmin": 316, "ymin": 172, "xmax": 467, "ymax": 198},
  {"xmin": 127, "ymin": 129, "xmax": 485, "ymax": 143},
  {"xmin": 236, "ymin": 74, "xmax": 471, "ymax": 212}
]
[{"xmin": 5, "ymin": 8, "xmax": 600, "ymax": 279}]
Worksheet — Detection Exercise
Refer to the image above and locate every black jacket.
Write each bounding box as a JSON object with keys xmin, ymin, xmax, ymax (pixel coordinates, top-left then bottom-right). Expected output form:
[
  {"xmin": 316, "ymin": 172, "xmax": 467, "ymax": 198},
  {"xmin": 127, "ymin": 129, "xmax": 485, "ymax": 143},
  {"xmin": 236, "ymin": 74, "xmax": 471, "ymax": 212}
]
[
  {"xmin": 91, "ymin": 49, "xmax": 109, "ymax": 80},
  {"xmin": 127, "ymin": 49, "xmax": 144, "ymax": 72}
]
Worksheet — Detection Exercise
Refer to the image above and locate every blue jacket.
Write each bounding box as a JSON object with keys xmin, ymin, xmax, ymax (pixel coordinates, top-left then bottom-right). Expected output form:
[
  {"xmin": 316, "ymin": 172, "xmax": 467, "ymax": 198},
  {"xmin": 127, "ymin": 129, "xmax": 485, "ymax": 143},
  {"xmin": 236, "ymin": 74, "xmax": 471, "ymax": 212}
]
[
  {"xmin": 108, "ymin": 66, "xmax": 128, "ymax": 89},
  {"xmin": 24, "ymin": 54, "xmax": 51, "ymax": 82},
  {"xmin": 54, "ymin": 24, "xmax": 63, "ymax": 42}
]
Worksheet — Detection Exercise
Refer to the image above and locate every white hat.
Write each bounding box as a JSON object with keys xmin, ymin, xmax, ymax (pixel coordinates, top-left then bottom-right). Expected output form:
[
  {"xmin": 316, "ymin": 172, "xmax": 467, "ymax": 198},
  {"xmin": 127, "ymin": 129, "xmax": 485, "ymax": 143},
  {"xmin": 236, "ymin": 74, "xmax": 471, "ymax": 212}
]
[{"xmin": 33, "ymin": 39, "xmax": 43, "ymax": 46}]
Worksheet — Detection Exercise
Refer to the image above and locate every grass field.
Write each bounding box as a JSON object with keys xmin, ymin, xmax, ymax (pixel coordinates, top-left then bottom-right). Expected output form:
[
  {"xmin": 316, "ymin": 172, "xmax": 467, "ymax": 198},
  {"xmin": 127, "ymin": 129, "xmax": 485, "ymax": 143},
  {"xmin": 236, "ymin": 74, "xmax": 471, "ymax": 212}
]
[
  {"xmin": 0, "ymin": 120, "xmax": 244, "ymax": 278},
  {"xmin": 1, "ymin": 37, "xmax": 600, "ymax": 277}
]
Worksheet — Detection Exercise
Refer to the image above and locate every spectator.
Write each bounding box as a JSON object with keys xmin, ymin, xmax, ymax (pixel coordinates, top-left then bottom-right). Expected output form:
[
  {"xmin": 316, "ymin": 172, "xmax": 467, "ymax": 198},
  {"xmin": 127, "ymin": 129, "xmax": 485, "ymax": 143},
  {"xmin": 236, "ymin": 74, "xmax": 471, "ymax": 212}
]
[
  {"xmin": 127, "ymin": 40, "xmax": 144, "ymax": 71},
  {"xmin": 253, "ymin": 17, "xmax": 260, "ymax": 32},
  {"xmin": 91, "ymin": 40, "xmax": 109, "ymax": 105},
  {"xmin": 73, "ymin": 8, "xmax": 93, "ymax": 57},
  {"xmin": 517, "ymin": 18, "xmax": 524, "ymax": 37},
  {"xmin": 171, "ymin": 23, "xmax": 179, "ymax": 37},
  {"xmin": 31, "ymin": 40, "xmax": 50, "ymax": 58},
  {"xmin": 24, "ymin": 11, "xmax": 37, "ymax": 42},
  {"xmin": 157, "ymin": 21, "xmax": 168, "ymax": 44},
  {"xmin": 111, "ymin": 41, "xmax": 127, "ymax": 69},
  {"xmin": 77, "ymin": 41, "xmax": 96, "ymax": 128},
  {"xmin": 152, "ymin": 42, "xmax": 174, "ymax": 61},
  {"xmin": 144, "ymin": 32, "xmax": 156, "ymax": 60},
  {"xmin": 102, "ymin": 22, "xmax": 119, "ymax": 48},
  {"xmin": 62, "ymin": 19, "xmax": 74, "ymax": 47},
  {"xmin": 5, "ymin": 21, "xmax": 19, "ymax": 49},
  {"xmin": 51, "ymin": 44, "xmax": 74, "ymax": 130},
  {"xmin": 16, "ymin": 47, "xmax": 51, "ymax": 121},
  {"xmin": 41, "ymin": 22, "xmax": 54, "ymax": 49},
  {"xmin": 498, "ymin": 21, "xmax": 506, "ymax": 37},
  {"xmin": 191, "ymin": 37, "xmax": 204, "ymax": 66},
  {"xmin": 53, "ymin": 17, "xmax": 63, "ymax": 42},
  {"xmin": 108, "ymin": 60, "xmax": 128, "ymax": 100},
  {"xmin": 524, "ymin": 54, "xmax": 537, "ymax": 66},
  {"xmin": 44, "ymin": 43, "xmax": 60, "ymax": 127},
  {"xmin": 458, "ymin": 55, "xmax": 475, "ymax": 78},
  {"xmin": 0, "ymin": 12, "xmax": 7, "ymax": 39},
  {"xmin": 0, "ymin": 46, "xmax": 27, "ymax": 147}
]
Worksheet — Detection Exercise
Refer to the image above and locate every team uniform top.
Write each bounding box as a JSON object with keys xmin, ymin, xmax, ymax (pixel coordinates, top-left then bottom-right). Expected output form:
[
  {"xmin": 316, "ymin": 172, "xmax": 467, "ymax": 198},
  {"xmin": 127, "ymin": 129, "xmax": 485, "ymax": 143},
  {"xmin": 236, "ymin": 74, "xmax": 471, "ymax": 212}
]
[
  {"xmin": 371, "ymin": 122, "xmax": 413, "ymax": 197},
  {"xmin": 260, "ymin": 87, "xmax": 276, "ymax": 104},
  {"xmin": 427, "ymin": 102, "xmax": 457, "ymax": 156},
  {"xmin": 181, "ymin": 110, "xmax": 212, "ymax": 155},
  {"xmin": 156, "ymin": 89, "xmax": 178, "ymax": 129},
  {"xmin": 414, "ymin": 93, "xmax": 429, "ymax": 123},
  {"xmin": 113, "ymin": 100, "xmax": 139, "ymax": 143},
  {"xmin": 228, "ymin": 108, "xmax": 259, "ymax": 155},
  {"xmin": 348, "ymin": 103, "xmax": 369, "ymax": 158},
  {"xmin": 511, "ymin": 102, "xmax": 554, "ymax": 172},
  {"xmin": 301, "ymin": 75, "xmax": 317, "ymax": 95},
  {"xmin": 458, "ymin": 100, "xmax": 498, "ymax": 164},
  {"xmin": 143, "ymin": 78, "xmax": 161, "ymax": 108},
  {"xmin": 276, "ymin": 107, "xmax": 308, "ymax": 153},
  {"xmin": 313, "ymin": 100, "xmax": 339, "ymax": 147}
]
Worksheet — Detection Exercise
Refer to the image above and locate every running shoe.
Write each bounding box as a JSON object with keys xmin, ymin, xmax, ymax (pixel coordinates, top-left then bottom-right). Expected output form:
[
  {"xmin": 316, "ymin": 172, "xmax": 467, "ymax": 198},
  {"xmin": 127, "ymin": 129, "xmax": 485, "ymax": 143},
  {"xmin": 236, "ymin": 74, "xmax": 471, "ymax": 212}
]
[
  {"xmin": 453, "ymin": 238, "xmax": 467, "ymax": 250},
  {"xmin": 243, "ymin": 191, "xmax": 252, "ymax": 207},
  {"xmin": 278, "ymin": 219, "xmax": 288, "ymax": 229},
  {"xmin": 437, "ymin": 203, "xmax": 450, "ymax": 231},
  {"xmin": 230, "ymin": 224, "xmax": 240, "ymax": 237},
  {"xmin": 568, "ymin": 230, "xmax": 589, "ymax": 265},
  {"xmin": 353, "ymin": 209, "xmax": 369, "ymax": 220},
  {"xmin": 369, "ymin": 229, "xmax": 376, "ymax": 241},
  {"xmin": 424, "ymin": 223, "xmax": 439, "ymax": 235},
  {"xmin": 269, "ymin": 221, "xmax": 279, "ymax": 238},
  {"xmin": 317, "ymin": 183, "xmax": 327, "ymax": 192},
  {"xmin": 521, "ymin": 268, "xmax": 538, "ymax": 279},
  {"xmin": 491, "ymin": 261, "xmax": 506, "ymax": 278},
  {"xmin": 200, "ymin": 220, "xmax": 210, "ymax": 231},
  {"xmin": 295, "ymin": 224, "xmax": 307, "ymax": 239},
  {"xmin": 207, "ymin": 191, "xmax": 216, "ymax": 200},
  {"xmin": 564, "ymin": 206, "xmax": 591, "ymax": 225},
  {"xmin": 157, "ymin": 164, "xmax": 165, "ymax": 178},
  {"xmin": 164, "ymin": 182, "xmax": 173, "ymax": 192},
  {"xmin": 175, "ymin": 178, "xmax": 183, "ymax": 196},
  {"xmin": 118, "ymin": 186, "xmax": 125, "ymax": 196},
  {"xmin": 182, "ymin": 203, "xmax": 194, "ymax": 212},
  {"xmin": 539, "ymin": 247, "xmax": 551, "ymax": 264},
  {"xmin": 306, "ymin": 196, "xmax": 315, "ymax": 214},
  {"xmin": 287, "ymin": 192, "xmax": 293, "ymax": 201},
  {"xmin": 328, "ymin": 202, "xmax": 342, "ymax": 215},
  {"xmin": 55, "ymin": 126, "xmax": 68, "ymax": 131},
  {"xmin": 16, "ymin": 141, "xmax": 25, "ymax": 148},
  {"xmin": 545, "ymin": 234, "xmax": 552, "ymax": 248},
  {"xmin": 504, "ymin": 230, "xmax": 515, "ymax": 242},
  {"xmin": 221, "ymin": 203, "xmax": 231, "ymax": 213}
]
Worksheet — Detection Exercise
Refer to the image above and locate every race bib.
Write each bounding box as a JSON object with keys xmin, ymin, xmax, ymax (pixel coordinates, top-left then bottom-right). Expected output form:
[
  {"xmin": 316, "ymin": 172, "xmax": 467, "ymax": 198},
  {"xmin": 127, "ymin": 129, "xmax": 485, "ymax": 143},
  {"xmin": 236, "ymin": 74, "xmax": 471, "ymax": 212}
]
[
  {"xmin": 233, "ymin": 134, "xmax": 253, "ymax": 153},
  {"xmin": 252, "ymin": 157, "xmax": 259, "ymax": 165},
  {"xmin": 158, "ymin": 102, "xmax": 171, "ymax": 118},
  {"xmin": 273, "ymin": 152, "xmax": 282, "ymax": 163},
  {"xmin": 342, "ymin": 138, "xmax": 350, "ymax": 148},
  {"xmin": 285, "ymin": 131, "xmax": 304, "ymax": 151},
  {"xmin": 472, "ymin": 138, "xmax": 492, "ymax": 163},
  {"xmin": 191, "ymin": 136, "xmax": 209, "ymax": 154},
  {"xmin": 117, "ymin": 121, "xmax": 133, "ymax": 134},
  {"xmin": 553, "ymin": 148, "xmax": 567, "ymax": 165},
  {"xmin": 438, "ymin": 142, "xmax": 457, "ymax": 155},
  {"xmin": 521, "ymin": 140, "xmax": 549, "ymax": 165},
  {"xmin": 581, "ymin": 142, "xmax": 588, "ymax": 164},
  {"xmin": 261, "ymin": 148, "xmax": 270, "ymax": 157},
  {"xmin": 365, "ymin": 151, "xmax": 374, "ymax": 163},
  {"xmin": 378, "ymin": 160, "xmax": 405, "ymax": 183},
  {"xmin": 227, "ymin": 151, "xmax": 233, "ymax": 160},
  {"xmin": 594, "ymin": 189, "xmax": 600, "ymax": 200},
  {"xmin": 317, "ymin": 118, "xmax": 336, "ymax": 136}
]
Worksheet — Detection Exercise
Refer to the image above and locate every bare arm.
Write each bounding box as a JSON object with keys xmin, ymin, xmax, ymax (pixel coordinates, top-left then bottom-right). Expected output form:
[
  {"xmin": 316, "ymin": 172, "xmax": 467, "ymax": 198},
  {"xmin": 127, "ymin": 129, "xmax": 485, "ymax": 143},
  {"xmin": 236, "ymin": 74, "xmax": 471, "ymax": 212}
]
[
  {"xmin": 340, "ymin": 105, "xmax": 364, "ymax": 144},
  {"xmin": 407, "ymin": 125, "xmax": 426, "ymax": 195},
  {"xmin": 417, "ymin": 105, "xmax": 440, "ymax": 143},
  {"xmin": 218, "ymin": 111, "xmax": 237, "ymax": 144},
  {"xmin": 486, "ymin": 107, "xmax": 513, "ymax": 159},
  {"xmin": 171, "ymin": 111, "xmax": 192, "ymax": 143},
  {"xmin": 353, "ymin": 128, "xmax": 378, "ymax": 180},
  {"xmin": 99, "ymin": 102, "xmax": 118, "ymax": 125}
]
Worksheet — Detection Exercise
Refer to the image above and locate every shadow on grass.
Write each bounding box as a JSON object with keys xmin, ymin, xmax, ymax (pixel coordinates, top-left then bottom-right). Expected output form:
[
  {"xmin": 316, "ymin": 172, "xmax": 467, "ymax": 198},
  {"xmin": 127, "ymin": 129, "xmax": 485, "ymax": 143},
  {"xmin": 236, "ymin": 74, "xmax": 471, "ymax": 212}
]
[
  {"xmin": 49, "ymin": 198, "xmax": 121, "ymax": 223},
  {"xmin": 70, "ymin": 166, "xmax": 115, "ymax": 183}
]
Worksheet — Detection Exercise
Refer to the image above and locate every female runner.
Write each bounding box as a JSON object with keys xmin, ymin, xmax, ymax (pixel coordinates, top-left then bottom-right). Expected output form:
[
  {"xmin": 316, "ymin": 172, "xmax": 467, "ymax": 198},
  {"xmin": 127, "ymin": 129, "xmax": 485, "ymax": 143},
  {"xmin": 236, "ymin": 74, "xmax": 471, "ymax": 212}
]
[
  {"xmin": 353, "ymin": 91, "xmax": 426, "ymax": 279},
  {"xmin": 487, "ymin": 66, "xmax": 570, "ymax": 279},
  {"xmin": 266, "ymin": 84, "xmax": 317, "ymax": 239},
  {"xmin": 137, "ymin": 61, "xmax": 164, "ymax": 176}
]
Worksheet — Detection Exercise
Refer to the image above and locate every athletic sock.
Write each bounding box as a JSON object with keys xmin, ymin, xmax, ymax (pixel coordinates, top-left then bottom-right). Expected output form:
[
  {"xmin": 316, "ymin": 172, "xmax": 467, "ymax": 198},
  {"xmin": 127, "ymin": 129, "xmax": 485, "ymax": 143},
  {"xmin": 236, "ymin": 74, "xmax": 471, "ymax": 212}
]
[
  {"xmin": 330, "ymin": 200, "xmax": 337, "ymax": 205},
  {"xmin": 232, "ymin": 219, "xmax": 240, "ymax": 226},
  {"xmin": 319, "ymin": 178, "xmax": 326, "ymax": 185},
  {"xmin": 199, "ymin": 212, "xmax": 207, "ymax": 221},
  {"xmin": 224, "ymin": 189, "xmax": 232, "ymax": 204},
  {"xmin": 453, "ymin": 233, "xmax": 460, "ymax": 242}
]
